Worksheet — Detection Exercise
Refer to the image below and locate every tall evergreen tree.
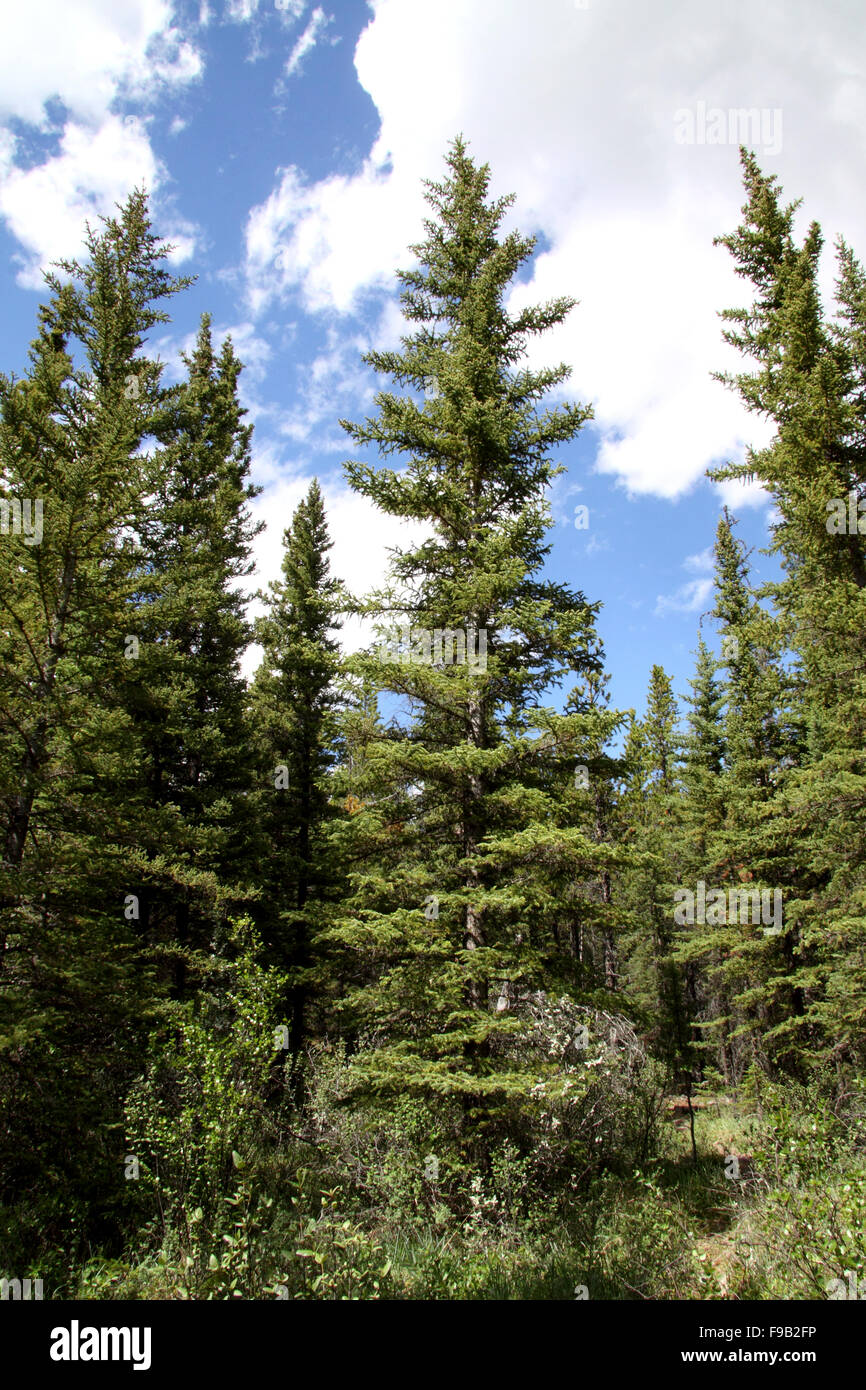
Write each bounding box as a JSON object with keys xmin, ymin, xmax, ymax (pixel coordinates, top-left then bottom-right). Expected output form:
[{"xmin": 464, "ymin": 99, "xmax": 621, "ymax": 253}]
[
  {"xmin": 249, "ymin": 478, "xmax": 344, "ymax": 1063},
  {"xmin": 616, "ymin": 668, "xmax": 694, "ymax": 1100},
  {"xmin": 332, "ymin": 138, "xmax": 610, "ymax": 1143},
  {"xmin": 0, "ymin": 194, "xmax": 190, "ymax": 1260},
  {"xmin": 711, "ymin": 151, "xmax": 865, "ymax": 1068},
  {"xmin": 123, "ymin": 314, "xmax": 262, "ymax": 989},
  {"xmin": 561, "ymin": 669, "xmax": 627, "ymax": 993},
  {"xmin": 676, "ymin": 512, "xmax": 798, "ymax": 1079},
  {"xmin": 676, "ymin": 637, "xmax": 730, "ymax": 1084}
]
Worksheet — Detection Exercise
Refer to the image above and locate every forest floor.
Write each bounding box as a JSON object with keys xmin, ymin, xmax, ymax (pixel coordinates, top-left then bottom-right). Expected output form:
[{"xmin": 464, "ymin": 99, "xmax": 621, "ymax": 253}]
[{"xmin": 661, "ymin": 1092, "xmax": 768, "ymax": 1299}]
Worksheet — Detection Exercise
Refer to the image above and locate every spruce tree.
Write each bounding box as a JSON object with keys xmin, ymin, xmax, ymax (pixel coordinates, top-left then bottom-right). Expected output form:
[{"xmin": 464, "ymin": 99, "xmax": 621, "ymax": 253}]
[
  {"xmin": 561, "ymin": 669, "xmax": 627, "ymax": 993},
  {"xmin": 124, "ymin": 314, "xmax": 262, "ymax": 988},
  {"xmin": 711, "ymin": 152, "xmax": 865, "ymax": 1068},
  {"xmin": 332, "ymin": 138, "xmax": 609, "ymax": 1144},
  {"xmin": 0, "ymin": 194, "xmax": 190, "ymax": 1260},
  {"xmin": 616, "ymin": 668, "xmax": 694, "ymax": 1096},
  {"xmin": 248, "ymin": 478, "xmax": 344, "ymax": 1062},
  {"xmin": 676, "ymin": 637, "xmax": 730, "ymax": 1084},
  {"xmin": 677, "ymin": 511, "xmax": 798, "ymax": 1079}
]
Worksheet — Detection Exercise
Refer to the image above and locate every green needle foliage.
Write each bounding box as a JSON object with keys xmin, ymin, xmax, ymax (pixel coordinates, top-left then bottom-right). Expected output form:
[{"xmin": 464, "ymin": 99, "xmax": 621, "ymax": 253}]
[
  {"xmin": 330, "ymin": 138, "xmax": 617, "ymax": 1142},
  {"xmin": 249, "ymin": 478, "xmax": 344, "ymax": 1060},
  {"xmin": 711, "ymin": 150, "xmax": 866, "ymax": 1070},
  {"xmin": 0, "ymin": 193, "xmax": 190, "ymax": 1262},
  {"xmin": 125, "ymin": 313, "xmax": 263, "ymax": 992},
  {"xmin": 3, "ymin": 144, "xmax": 866, "ymax": 1303}
]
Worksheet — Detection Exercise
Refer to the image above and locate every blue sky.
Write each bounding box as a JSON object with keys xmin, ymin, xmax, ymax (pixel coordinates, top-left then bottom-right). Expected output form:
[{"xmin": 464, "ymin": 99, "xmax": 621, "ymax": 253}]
[{"xmin": 2, "ymin": 0, "xmax": 863, "ymax": 723}]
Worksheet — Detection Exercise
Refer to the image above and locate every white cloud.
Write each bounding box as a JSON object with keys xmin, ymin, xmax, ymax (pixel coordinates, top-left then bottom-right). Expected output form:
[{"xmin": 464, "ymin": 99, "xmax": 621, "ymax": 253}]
[
  {"xmin": 225, "ymin": 0, "xmax": 261, "ymax": 19},
  {"xmin": 278, "ymin": 343, "xmax": 373, "ymax": 444},
  {"xmin": 0, "ymin": 118, "xmax": 171, "ymax": 287},
  {"xmin": 654, "ymin": 577, "xmax": 714, "ymax": 618},
  {"xmin": 0, "ymin": 2, "xmax": 202, "ymax": 281},
  {"xmin": 242, "ymin": 0, "xmax": 866, "ymax": 502},
  {"xmin": 285, "ymin": 6, "xmax": 328, "ymax": 77},
  {"xmin": 243, "ymin": 159, "xmax": 424, "ymax": 316},
  {"xmin": 225, "ymin": 0, "xmax": 307, "ymax": 20},
  {"xmin": 655, "ymin": 542, "xmax": 719, "ymax": 615},
  {"xmin": 249, "ymin": 438, "xmax": 290, "ymax": 490},
  {"xmin": 273, "ymin": 304, "xmax": 401, "ymax": 444},
  {"xmin": 221, "ymin": 321, "xmax": 274, "ymax": 380},
  {"xmin": 125, "ymin": 28, "xmax": 202, "ymax": 100},
  {"xmin": 0, "ymin": 0, "xmax": 201, "ymax": 127},
  {"xmin": 683, "ymin": 547, "xmax": 714, "ymax": 574},
  {"xmin": 713, "ymin": 475, "xmax": 772, "ymax": 511}
]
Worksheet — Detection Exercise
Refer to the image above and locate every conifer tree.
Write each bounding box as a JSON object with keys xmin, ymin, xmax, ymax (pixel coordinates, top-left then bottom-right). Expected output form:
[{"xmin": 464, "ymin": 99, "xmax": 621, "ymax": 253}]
[
  {"xmin": 711, "ymin": 152, "xmax": 864, "ymax": 1067},
  {"xmin": 249, "ymin": 479, "xmax": 344, "ymax": 1061},
  {"xmin": 677, "ymin": 512, "xmax": 798, "ymax": 1078},
  {"xmin": 0, "ymin": 193, "xmax": 190, "ymax": 1258},
  {"xmin": 332, "ymin": 138, "xmax": 610, "ymax": 1140},
  {"xmin": 124, "ymin": 314, "xmax": 262, "ymax": 986},
  {"xmin": 676, "ymin": 637, "xmax": 730, "ymax": 1083},
  {"xmin": 681, "ymin": 638, "xmax": 725, "ymax": 816},
  {"xmin": 617, "ymin": 668, "xmax": 693, "ymax": 1093},
  {"xmin": 561, "ymin": 669, "xmax": 627, "ymax": 993},
  {"xmin": 645, "ymin": 664, "xmax": 681, "ymax": 792}
]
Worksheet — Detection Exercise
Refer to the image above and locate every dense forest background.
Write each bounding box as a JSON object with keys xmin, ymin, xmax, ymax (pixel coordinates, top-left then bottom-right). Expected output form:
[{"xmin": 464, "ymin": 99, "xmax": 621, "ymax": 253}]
[{"xmin": 1, "ymin": 139, "xmax": 865, "ymax": 1301}]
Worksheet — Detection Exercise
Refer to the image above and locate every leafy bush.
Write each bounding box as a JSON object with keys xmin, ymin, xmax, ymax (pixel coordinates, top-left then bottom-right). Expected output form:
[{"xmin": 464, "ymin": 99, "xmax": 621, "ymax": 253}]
[{"xmin": 728, "ymin": 1076, "xmax": 866, "ymax": 1298}]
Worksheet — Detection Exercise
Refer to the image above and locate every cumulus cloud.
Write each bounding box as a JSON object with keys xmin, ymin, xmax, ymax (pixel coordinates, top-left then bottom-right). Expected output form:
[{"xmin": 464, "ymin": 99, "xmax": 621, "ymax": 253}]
[
  {"xmin": 0, "ymin": 118, "xmax": 169, "ymax": 287},
  {"xmin": 0, "ymin": 0, "xmax": 201, "ymax": 127},
  {"xmin": 241, "ymin": 0, "xmax": 866, "ymax": 503},
  {"xmin": 243, "ymin": 159, "xmax": 425, "ymax": 316},
  {"xmin": 0, "ymin": 0, "xmax": 202, "ymax": 281}
]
